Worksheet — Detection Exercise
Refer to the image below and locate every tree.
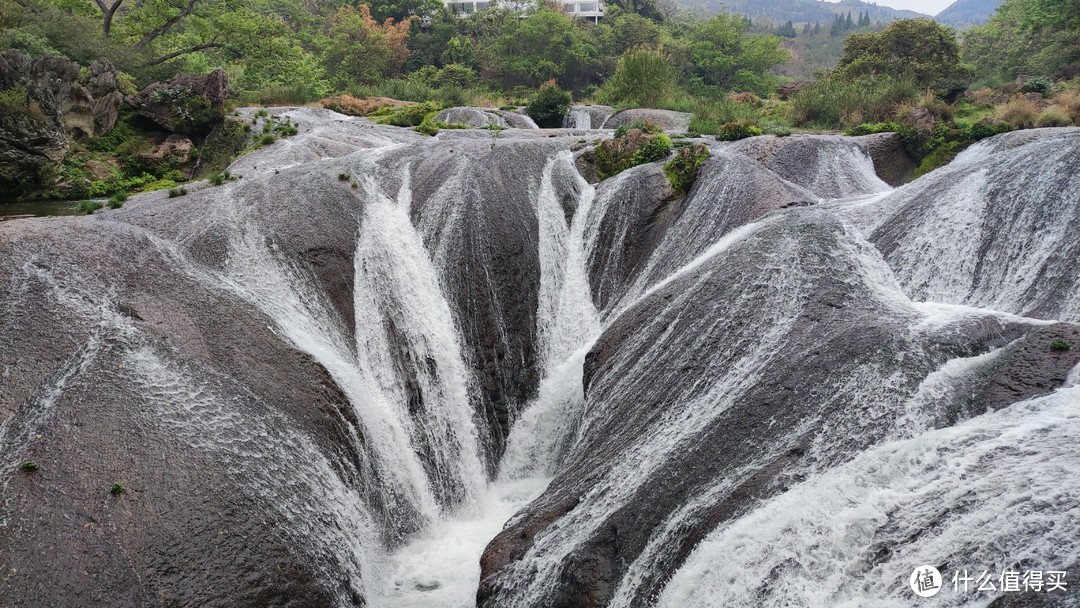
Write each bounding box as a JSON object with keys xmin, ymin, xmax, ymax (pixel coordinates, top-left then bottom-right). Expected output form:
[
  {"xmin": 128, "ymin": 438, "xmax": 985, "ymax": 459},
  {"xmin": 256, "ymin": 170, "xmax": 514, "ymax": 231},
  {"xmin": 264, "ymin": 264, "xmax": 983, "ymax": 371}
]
[
  {"xmin": 963, "ymin": 0, "xmax": 1080, "ymax": 83},
  {"xmin": 837, "ymin": 19, "xmax": 971, "ymax": 97},
  {"xmin": 322, "ymin": 5, "xmax": 413, "ymax": 86},
  {"xmin": 477, "ymin": 9, "xmax": 600, "ymax": 90},
  {"xmin": 684, "ymin": 14, "xmax": 789, "ymax": 94}
]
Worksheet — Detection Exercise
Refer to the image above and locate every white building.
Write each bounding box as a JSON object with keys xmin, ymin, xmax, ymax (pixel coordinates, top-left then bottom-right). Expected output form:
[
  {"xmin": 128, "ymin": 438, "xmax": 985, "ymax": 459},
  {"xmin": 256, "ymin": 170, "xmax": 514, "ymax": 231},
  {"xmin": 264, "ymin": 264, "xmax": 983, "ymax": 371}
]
[{"xmin": 444, "ymin": 0, "xmax": 604, "ymax": 21}]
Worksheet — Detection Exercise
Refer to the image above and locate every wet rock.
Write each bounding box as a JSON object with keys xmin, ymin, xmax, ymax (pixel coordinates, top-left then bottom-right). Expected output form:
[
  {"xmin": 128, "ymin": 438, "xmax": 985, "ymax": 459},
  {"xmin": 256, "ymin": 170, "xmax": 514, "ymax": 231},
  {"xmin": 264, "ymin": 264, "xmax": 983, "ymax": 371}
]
[
  {"xmin": 138, "ymin": 134, "xmax": 195, "ymax": 169},
  {"xmin": 856, "ymin": 131, "xmax": 917, "ymax": 186},
  {"xmin": 478, "ymin": 210, "xmax": 1068, "ymax": 608},
  {"xmin": 129, "ymin": 68, "xmax": 228, "ymax": 135},
  {"xmin": 433, "ymin": 107, "xmax": 538, "ymax": 129},
  {"xmin": 602, "ymin": 108, "xmax": 691, "ymax": 132},
  {"xmin": 728, "ymin": 134, "xmax": 891, "ymax": 197},
  {"xmin": 563, "ymin": 105, "xmax": 614, "ymax": 129}
]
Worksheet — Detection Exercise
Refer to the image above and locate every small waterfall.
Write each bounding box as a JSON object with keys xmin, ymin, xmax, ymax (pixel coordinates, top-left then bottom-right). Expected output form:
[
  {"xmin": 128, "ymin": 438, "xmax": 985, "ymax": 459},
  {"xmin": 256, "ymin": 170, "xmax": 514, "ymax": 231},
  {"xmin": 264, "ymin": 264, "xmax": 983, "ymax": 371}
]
[
  {"xmin": 563, "ymin": 106, "xmax": 592, "ymax": 129},
  {"xmin": 376, "ymin": 150, "xmax": 602, "ymax": 606},
  {"xmin": 353, "ymin": 168, "xmax": 486, "ymax": 512},
  {"xmin": 502, "ymin": 151, "xmax": 601, "ymax": 479}
]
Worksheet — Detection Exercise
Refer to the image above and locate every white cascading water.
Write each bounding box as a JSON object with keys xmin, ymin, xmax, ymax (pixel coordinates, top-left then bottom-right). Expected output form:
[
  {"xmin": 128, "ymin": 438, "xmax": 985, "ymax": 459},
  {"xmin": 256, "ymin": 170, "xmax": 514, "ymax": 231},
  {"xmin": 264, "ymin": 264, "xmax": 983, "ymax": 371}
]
[
  {"xmin": 656, "ymin": 381, "xmax": 1080, "ymax": 608},
  {"xmin": 502, "ymin": 151, "xmax": 602, "ymax": 479},
  {"xmin": 377, "ymin": 150, "xmax": 602, "ymax": 606}
]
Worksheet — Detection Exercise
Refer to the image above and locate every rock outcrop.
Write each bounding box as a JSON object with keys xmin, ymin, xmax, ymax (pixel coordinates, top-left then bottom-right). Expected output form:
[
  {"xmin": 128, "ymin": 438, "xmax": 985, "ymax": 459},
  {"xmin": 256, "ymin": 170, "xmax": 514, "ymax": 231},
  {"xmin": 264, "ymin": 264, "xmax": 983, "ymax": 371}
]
[
  {"xmin": 0, "ymin": 51, "xmax": 122, "ymax": 193},
  {"xmin": 602, "ymin": 108, "xmax": 692, "ymax": 132},
  {"xmin": 432, "ymin": 106, "xmax": 538, "ymax": 129},
  {"xmin": 128, "ymin": 68, "xmax": 228, "ymax": 135}
]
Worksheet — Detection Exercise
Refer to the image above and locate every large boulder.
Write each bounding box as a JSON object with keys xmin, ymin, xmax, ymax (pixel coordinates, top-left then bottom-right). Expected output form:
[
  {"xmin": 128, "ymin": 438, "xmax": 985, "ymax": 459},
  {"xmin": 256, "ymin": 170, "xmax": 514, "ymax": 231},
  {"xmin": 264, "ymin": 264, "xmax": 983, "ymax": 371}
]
[
  {"xmin": 433, "ymin": 106, "xmax": 538, "ymax": 129},
  {"xmin": 602, "ymin": 108, "xmax": 692, "ymax": 132},
  {"xmin": 128, "ymin": 68, "xmax": 228, "ymax": 135}
]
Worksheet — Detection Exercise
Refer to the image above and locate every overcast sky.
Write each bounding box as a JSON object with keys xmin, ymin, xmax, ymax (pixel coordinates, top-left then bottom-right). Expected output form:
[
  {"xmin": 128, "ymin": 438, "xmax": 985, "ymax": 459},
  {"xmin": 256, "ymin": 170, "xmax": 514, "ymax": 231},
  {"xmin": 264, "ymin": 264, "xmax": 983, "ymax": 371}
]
[{"xmin": 826, "ymin": 0, "xmax": 956, "ymax": 16}]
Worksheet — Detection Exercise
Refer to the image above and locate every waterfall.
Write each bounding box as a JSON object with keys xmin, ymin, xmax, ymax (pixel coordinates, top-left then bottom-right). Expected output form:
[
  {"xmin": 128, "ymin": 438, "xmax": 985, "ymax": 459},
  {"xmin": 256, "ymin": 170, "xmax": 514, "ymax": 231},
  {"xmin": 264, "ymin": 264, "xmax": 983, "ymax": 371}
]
[
  {"xmin": 501, "ymin": 151, "xmax": 601, "ymax": 479},
  {"xmin": 3, "ymin": 109, "xmax": 1078, "ymax": 608}
]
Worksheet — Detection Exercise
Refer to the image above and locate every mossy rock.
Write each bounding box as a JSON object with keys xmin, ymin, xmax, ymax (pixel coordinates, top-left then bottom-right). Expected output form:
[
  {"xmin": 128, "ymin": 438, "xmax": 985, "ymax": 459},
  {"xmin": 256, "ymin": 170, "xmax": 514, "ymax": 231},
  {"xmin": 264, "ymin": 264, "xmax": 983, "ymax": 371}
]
[
  {"xmin": 594, "ymin": 130, "xmax": 673, "ymax": 180},
  {"xmin": 194, "ymin": 118, "xmax": 250, "ymax": 179}
]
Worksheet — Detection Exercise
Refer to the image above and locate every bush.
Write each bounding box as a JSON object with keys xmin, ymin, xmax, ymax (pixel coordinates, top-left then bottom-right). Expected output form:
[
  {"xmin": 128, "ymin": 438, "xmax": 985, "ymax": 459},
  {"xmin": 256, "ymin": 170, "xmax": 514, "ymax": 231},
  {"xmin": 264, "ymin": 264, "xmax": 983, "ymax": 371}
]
[
  {"xmin": 1020, "ymin": 77, "xmax": 1053, "ymax": 96},
  {"xmin": 526, "ymin": 81, "xmax": 572, "ymax": 129},
  {"xmin": 689, "ymin": 97, "xmax": 762, "ymax": 135},
  {"xmin": 321, "ymin": 94, "xmax": 403, "ymax": 117},
  {"xmin": 716, "ymin": 120, "xmax": 763, "ymax": 141},
  {"xmin": 847, "ymin": 122, "xmax": 904, "ymax": 136},
  {"xmin": 614, "ymin": 120, "xmax": 662, "ymax": 137},
  {"xmin": 663, "ymin": 145, "xmax": 710, "ymax": 193},
  {"xmin": 594, "ymin": 130, "xmax": 673, "ymax": 179},
  {"xmin": 415, "ymin": 119, "xmax": 469, "ymax": 136},
  {"xmin": 369, "ymin": 101, "xmax": 442, "ymax": 127},
  {"xmin": 631, "ymin": 133, "xmax": 673, "ymax": 164},
  {"xmin": 167, "ymin": 187, "xmax": 188, "ymax": 197},
  {"xmin": 258, "ymin": 134, "xmax": 276, "ymax": 146},
  {"xmin": 995, "ymin": 96, "xmax": 1040, "ymax": 128},
  {"xmin": 110, "ymin": 483, "xmax": 125, "ymax": 495},
  {"xmin": 1051, "ymin": 339, "xmax": 1071, "ymax": 352},
  {"xmin": 338, "ymin": 172, "xmax": 350, "ymax": 181},
  {"xmin": 596, "ymin": 48, "xmax": 681, "ymax": 109},
  {"xmin": 19, "ymin": 461, "xmax": 39, "ymax": 473},
  {"xmin": 1036, "ymin": 106, "xmax": 1072, "ymax": 127},
  {"xmin": 75, "ymin": 200, "xmax": 104, "ymax": 214},
  {"xmin": 1052, "ymin": 89, "xmax": 1080, "ymax": 123},
  {"xmin": 790, "ymin": 75, "xmax": 920, "ymax": 129}
]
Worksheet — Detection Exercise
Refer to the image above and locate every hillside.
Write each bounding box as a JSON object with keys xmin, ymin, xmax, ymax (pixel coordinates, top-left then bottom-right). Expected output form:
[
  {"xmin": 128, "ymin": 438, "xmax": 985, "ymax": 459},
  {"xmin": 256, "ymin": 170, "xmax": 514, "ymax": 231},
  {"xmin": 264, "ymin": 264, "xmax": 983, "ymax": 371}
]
[
  {"xmin": 676, "ymin": 0, "xmax": 930, "ymax": 24},
  {"xmin": 935, "ymin": 0, "xmax": 1001, "ymax": 27}
]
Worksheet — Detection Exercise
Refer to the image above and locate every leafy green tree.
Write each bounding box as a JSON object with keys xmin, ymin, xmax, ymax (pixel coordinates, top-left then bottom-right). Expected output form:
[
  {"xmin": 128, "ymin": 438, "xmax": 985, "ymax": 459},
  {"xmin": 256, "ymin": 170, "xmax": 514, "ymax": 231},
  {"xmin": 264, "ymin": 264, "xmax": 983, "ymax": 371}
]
[
  {"xmin": 478, "ymin": 9, "xmax": 600, "ymax": 90},
  {"xmin": 322, "ymin": 5, "xmax": 413, "ymax": 87},
  {"xmin": 367, "ymin": 0, "xmax": 443, "ymax": 22},
  {"xmin": 684, "ymin": 14, "xmax": 788, "ymax": 94},
  {"xmin": 963, "ymin": 0, "xmax": 1080, "ymax": 84},
  {"xmin": 526, "ymin": 80, "xmax": 572, "ymax": 127},
  {"xmin": 836, "ymin": 19, "xmax": 971, "ymax": 97},
  {"xmin": 441, "ymin": 35, "xmax": 476, "ymax": 68}
]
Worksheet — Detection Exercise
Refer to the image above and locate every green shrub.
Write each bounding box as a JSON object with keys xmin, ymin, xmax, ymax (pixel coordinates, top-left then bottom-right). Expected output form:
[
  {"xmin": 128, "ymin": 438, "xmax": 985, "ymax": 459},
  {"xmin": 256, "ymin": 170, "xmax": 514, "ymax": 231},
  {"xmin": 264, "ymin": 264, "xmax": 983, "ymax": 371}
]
[
  {"xmin": 1051, "ymin": 339, "xmax": 1071, "ymax": 352},
  {"xmin": 415, "ymin": 119, "xmax": 469, "ymax": 136},
  {"xmin": 664, "ymin": 144, "xmax": 710, "ymax": 193},
  {"xmin": 614, "ymin": 120, "xmax": 662, "ymax": 137},
  {"xmin": 630, "ymin": 133, "xmax": 673, "ymax": 164},
  {"xmin": 110, "ymin": 483, "xmax": 125, "ymax": 495},
  {"xmin": 167, "ymin": 187, "xmax": 188, "ymax": 197},
  {"xmin": 75, "ymin": 200, "xmax": 104, "ymax": 214},
  {"xmin": 369, "ymin": 101, "xmax": 443, "ymax": 127},
  {"xmin": 595, "ymin": 131, "xmax": 673, "ymax": 179},
  {"xmin": 913, "ymin": 140, "xmax": 965, "ymax": 177},
  {"xmin": 19, "ymin": 461, "xmax": 38, "ymax": 473},
  {"xmin": 1020, "ymin": 77, "xmax": 1053, "ymax": 96},
  {"xmin": 847, "ymin": 121, "xmax": 904, "ymax": 136},
  {"xmin": 790, "ymin": 75, "xmax": 920, "ymax": 129},
  {"xmin": 597, "ymin": 48, "xmax": 682, "ymax": 109},
  {"xmin": 258, "ymin": 134, "xmax": 276, "ymax": 146},
  {"xmin": 689, "ymin": 97, "xmax": 762, "ymax": 136},
  {"xmin": 526, "ymin": 82, "xmax": 572, "ymax": 128},
  {"xmin": 716, "ymin": 120, "xmax": 763, "ymax": 141},
  {"xmin": 208, "ymin": 171, "xmax": 227, "ymax": 186},
  {"xmin": 338, "ymin": 172, "xmax": 350, "ymax": 181}
]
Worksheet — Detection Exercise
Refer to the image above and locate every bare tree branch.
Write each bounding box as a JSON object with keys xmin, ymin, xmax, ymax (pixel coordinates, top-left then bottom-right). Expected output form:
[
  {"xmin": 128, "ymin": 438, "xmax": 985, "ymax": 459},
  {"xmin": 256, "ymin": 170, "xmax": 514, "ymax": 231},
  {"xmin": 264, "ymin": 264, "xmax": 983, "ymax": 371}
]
[
  {"xmin": 133, "ymin": 0, "xmax": 199, "ymax": 50},
  {"xmin": 140, "ymin": 41, "xmax": 223, "ymax": 67}
]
